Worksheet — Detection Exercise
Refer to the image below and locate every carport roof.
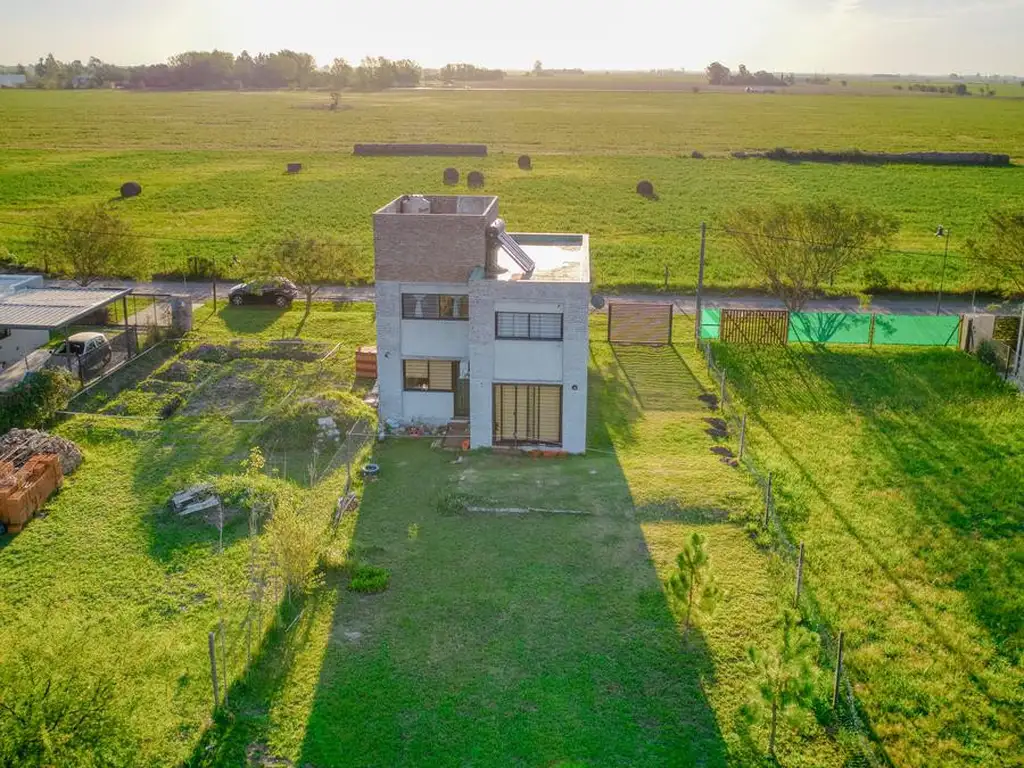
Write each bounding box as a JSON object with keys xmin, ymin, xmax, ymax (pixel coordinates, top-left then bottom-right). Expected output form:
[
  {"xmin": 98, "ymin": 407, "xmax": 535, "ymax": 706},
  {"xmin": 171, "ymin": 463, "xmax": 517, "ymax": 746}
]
[{"xmin": 0, "ymin": 286, "xmax": 133, "ymax": 330}]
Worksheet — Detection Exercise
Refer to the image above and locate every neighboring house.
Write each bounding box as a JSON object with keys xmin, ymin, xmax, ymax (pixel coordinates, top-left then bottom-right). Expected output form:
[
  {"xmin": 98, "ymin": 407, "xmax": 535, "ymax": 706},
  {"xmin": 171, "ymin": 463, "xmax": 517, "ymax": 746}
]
[
  {"xmin": 0, "ymin": 275, "xmax": 49, "ymax": 369},
  {"xmin": 374, "ymin": 194, "xmax": 590, "ymax": 453},
  {"xmin": 0, "ymin": 74, "xmax": 27, "ymax": 88}
]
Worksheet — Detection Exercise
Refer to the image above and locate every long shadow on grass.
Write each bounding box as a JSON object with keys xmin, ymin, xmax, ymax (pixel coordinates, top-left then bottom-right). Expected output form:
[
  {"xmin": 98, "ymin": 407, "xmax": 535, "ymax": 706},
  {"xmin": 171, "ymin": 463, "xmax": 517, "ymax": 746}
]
[
  {"xmin": 798, "ymin": 346, "xmax": 1024, "ymax": 657},
  {"xmin": 288, "ymin": 344, "xmax": 727, "ymax": 767},
  {"xmin": 218, "ymin": 305, "xmax": 288, "ymax": 336},
  {"xmin": 716, "ymin": 342, "xmax": 1022, "ymax": 746}
]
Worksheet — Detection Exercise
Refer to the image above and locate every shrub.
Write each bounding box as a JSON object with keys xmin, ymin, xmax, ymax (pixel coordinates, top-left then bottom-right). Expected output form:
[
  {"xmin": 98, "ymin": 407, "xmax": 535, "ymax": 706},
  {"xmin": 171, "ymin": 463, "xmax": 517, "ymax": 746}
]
[
  {"xmin": 348, "ymin": 563, "xmax": 390, "ymax": 593},
  {"xmin": 0, "ymin": 368, "xmax": 77, "ymax": 433},
  {"xmin": 266, "ymin": 499, "xmax": 324, "ymax": 600},
  {"xmin": 861, "ymin": 266, "xmax": 890, "ymax": 292}
]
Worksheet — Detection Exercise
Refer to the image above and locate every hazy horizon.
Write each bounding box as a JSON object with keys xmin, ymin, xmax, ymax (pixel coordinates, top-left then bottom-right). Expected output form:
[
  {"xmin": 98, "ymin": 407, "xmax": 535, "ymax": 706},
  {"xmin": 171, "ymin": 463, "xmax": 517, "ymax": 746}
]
[{"xmin": 1, "ymin": 0, "xmax": 1023, "ymax": 76}]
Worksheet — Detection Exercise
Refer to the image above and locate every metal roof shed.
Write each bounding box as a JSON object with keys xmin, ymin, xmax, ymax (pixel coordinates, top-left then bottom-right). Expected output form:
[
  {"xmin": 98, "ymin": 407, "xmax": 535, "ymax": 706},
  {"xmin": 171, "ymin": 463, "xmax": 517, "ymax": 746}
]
[{"xmin": 0, "ymin": 285, "xmax": 134, "ymax": 372}]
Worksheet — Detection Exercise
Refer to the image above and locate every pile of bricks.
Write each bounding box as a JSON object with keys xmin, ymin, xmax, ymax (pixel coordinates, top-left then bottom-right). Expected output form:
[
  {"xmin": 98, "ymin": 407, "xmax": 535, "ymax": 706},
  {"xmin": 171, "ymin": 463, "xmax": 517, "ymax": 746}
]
[{"xmin": 0, "ymin": 454, "xmax": 63, "ymax": 533}]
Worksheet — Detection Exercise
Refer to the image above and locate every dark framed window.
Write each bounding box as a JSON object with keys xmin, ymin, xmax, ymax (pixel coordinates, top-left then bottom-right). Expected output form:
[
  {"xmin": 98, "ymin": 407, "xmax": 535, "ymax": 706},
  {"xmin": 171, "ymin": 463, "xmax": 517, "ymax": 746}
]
[
  {"xmin": 402, "ymin": 293, "xmax": 469, "ymax": 320},
  {"xmin": 495, "ymin": 312, "xmax": 563, "ymax": 340},
  {"xmin": 493, "ymin": 384, "xmax": 562, "ymax": 446},
  {"xmin": 403, "ymin": 359, "xmax": 457, "ymax": 392}
]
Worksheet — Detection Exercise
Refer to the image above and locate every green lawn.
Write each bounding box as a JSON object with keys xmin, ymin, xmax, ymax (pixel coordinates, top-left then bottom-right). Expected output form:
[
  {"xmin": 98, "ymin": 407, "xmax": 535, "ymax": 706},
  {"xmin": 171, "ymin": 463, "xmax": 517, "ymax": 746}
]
[
  {"xmin": 181, "ymin": 318, "xmax": 856, "ymax": 767},
  {"xmin": 711, "ymin": 343, "xmax": 1024, "ymax": 767},
  {"xmin": 1, "ymin": 89, "xmax": 1023, "ymax": 293},
  {"xmin": 0, "ymin": 303, "xmax": 376, "ymax": 765}
]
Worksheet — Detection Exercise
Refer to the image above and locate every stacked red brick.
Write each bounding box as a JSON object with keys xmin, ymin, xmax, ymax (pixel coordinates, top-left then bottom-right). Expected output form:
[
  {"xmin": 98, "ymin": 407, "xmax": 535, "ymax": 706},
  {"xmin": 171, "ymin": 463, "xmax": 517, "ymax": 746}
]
[{"xmin": 0, "ymin": 454, "xmax": 63, "ymax": 533}]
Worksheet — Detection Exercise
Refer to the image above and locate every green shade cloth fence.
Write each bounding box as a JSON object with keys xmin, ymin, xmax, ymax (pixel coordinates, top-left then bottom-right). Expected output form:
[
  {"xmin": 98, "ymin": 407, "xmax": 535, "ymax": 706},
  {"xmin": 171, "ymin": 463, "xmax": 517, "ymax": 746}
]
[{"xmin": 700, "ymin": 309, "xmax": 961, "ymax": 347}]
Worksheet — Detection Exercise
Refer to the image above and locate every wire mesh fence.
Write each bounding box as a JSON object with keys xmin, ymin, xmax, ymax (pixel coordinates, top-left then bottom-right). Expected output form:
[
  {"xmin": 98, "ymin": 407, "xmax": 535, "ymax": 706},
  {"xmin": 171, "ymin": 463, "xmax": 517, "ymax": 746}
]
[{"xmin": 700, "ymin": 340, "xmax": 890, "ymax": 768}]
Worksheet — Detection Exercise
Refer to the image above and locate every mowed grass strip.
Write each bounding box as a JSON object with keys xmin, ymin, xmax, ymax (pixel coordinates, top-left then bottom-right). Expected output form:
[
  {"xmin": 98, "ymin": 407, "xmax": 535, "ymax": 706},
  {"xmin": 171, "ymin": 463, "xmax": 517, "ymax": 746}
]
[
  {"xmin": 2, "ymin": 88, "xmax": 1023, "ymax": 292},
  {"xmin": 712, "ymin": 342, "xmax": 1024, "ymax": 767}
]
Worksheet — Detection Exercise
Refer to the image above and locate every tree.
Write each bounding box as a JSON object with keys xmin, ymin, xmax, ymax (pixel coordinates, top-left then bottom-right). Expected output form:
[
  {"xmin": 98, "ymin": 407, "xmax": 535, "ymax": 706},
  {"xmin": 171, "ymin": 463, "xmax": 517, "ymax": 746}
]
[
  {"xmin": 261, "ymin": 235, "xmax": 356, "ymax": 313},
  {"xmin": 706, "ymin": 61, "xmax": 730, "ymax": 85},
  {"xmin": 532, "ymin": 60, "xmax": 544, "ymax": 76},
  {"xmin": 724, "ymin": 200, "xmax": 899, "ymax": 310},
  {"xmin": 741, "ymin": 610, "xmax": 820, "ymax": 757},
  {"xmin": 34, "ymin": 205, "xmax": 148, "ymax": 286},
  {"xmin": 968, "ymin": 211, "xmax": 1024, "ymax": 297},
  {"xmin": 330, "ymin": 57, "xmax": 352, "ymax": 89},
  {"xmin": 667, "ymin": 532, "xmax": 720, "ymax": 631}
]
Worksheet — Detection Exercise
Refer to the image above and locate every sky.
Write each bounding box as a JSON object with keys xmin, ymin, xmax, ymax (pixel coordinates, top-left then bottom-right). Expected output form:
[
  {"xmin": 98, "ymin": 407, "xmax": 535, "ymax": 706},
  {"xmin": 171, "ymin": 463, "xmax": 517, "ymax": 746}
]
[{"xmin": 1, "ymin": 0, "xmax": 1022, "ymax": 75}]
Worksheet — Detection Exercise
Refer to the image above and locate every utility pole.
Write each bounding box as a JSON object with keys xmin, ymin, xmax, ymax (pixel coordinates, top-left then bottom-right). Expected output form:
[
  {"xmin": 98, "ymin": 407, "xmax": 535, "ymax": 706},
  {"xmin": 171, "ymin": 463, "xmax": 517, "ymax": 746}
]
[
  {"xmin": 694, "ymin": 222, "xmax": 707, "ymax": 346},
  {"xmin": 935, "ymin": 225, "xmax": 951, "ymax": 315}
]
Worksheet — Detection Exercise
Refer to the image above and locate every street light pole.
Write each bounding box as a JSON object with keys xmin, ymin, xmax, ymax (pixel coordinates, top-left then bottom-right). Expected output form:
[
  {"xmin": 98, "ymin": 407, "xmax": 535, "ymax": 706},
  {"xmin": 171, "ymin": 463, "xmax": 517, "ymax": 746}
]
[{"xmin": 935, "ymin": 226, "xmax": 951, "ymax": 315}]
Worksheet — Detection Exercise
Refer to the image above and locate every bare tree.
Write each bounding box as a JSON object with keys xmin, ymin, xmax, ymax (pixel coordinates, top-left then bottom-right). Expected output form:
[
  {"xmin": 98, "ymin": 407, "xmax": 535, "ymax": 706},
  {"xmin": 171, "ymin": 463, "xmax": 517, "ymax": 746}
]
[
  {"xmin": 34, "ymin": 204, "xmax": 149, "ymax": 286},
  {"xmin": 725, "ymin": 201, "xmax": 899, "ymax": 310},
  {"xmin": 967, "ymin": 210, "xmax": 1024, "ymax": 297}
]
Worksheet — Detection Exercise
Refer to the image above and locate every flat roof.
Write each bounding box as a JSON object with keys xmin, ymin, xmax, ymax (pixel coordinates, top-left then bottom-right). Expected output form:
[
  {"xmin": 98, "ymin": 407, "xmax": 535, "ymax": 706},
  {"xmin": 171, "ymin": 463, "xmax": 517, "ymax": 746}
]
[
  {"xmin": 0, "ymin": 286, "xmax": 133, "ymax": 330},
  {"xmin": 375, "ymin": 194, "xmax": 498, "ymax": 216},
  {"xmin": 495, "ymin": 233, "xmax": 591, "ymax": 283}
]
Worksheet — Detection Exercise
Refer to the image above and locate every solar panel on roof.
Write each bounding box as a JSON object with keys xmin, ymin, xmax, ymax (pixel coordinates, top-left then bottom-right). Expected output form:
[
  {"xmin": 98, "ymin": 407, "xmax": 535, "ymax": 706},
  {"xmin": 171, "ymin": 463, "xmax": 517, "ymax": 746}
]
[{"xmin": 496, "ymin": 230, "xmax": 535, "ymax": 275}]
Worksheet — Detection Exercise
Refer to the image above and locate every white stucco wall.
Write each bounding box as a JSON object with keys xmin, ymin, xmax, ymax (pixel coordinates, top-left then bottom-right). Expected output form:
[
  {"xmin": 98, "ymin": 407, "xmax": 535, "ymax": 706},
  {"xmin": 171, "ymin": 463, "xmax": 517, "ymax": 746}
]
[
  {"xmin": 0, "ymin": 329, "xmax": 50, "ymax": 367},
  {"xmin": 468, "ymin": 280, "xmax": 590, "ymax": 453},
  {"xmin": 493, "ymin": 340, "xmax": 563, "ymax": 382},
  {"xmin": 402, "ymin": 391, "xmax": 455, "ymax": 423},
  {"xmin": 401, "ymin": 320, "xmax": 469, "ymax": 358}
]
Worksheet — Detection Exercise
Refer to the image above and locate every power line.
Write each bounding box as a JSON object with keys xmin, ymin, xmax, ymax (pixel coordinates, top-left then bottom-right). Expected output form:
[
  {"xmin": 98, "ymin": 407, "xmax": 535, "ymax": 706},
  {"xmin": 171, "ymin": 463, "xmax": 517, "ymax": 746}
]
[{"xmin": 0, "ymin": 218, "xmax": 369, "ymax": 249}]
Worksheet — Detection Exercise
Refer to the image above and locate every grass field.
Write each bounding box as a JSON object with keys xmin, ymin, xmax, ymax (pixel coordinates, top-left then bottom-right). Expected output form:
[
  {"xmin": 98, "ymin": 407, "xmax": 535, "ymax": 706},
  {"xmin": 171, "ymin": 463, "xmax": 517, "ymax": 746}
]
[
  {"xmin": 1, "ymin": 89, "xmax": 1023, "ymax": 293},
  {"xmin": 712, "ymin": 343, "xmax": 1024, "ymax": 767},
  {"xmin": 0, "ymin": 308, "xmax": 868, "ymax": 766}
]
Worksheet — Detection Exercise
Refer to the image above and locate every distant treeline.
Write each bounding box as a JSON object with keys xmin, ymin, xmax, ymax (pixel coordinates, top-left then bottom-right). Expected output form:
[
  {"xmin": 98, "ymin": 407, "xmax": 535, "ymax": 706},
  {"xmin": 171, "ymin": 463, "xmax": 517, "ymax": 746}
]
[
  {"xmin": 705, "ymin": 62, "xmax": 791, "ymax": 87},
  {"xmin": 9, "ymin": 51, "xmax": 431, "ymax": 91},
  {"xmin": 440, "ymin": 63, "xmax": 505, "ymax": 82}
]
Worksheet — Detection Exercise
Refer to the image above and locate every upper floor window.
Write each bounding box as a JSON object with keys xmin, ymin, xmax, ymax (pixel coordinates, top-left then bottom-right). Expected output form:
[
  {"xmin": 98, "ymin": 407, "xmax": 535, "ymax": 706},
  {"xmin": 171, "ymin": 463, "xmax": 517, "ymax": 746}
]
[
  {"xmin": 402, "ymin": 293, "xmax": 468, "ymax": 320},
  {"xmin": 495, "ymin": 312, "xmax": 563, "ymax": 341}
]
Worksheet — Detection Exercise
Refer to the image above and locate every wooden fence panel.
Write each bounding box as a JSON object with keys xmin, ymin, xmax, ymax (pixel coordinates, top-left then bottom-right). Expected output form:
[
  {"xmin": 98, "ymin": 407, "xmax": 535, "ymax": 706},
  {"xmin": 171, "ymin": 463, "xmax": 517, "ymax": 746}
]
[
  {"xmin": 608, "ymin": 303, "xmax": 673, "ymax": 345},
  {"xmin": 720, "ymin": 309, "xmax": 789, "ymax": 345}
]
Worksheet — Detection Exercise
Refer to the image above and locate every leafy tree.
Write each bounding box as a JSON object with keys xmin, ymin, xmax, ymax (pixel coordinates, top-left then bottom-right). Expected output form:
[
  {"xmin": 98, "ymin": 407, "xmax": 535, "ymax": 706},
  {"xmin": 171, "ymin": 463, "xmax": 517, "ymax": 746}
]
[
  {"xmin": 724, "ymin": 200, "xmax": 899, "ymax": 310},
  {"xmin": 34, "ymin": 204, "xmax": 149, "ymax": 286},
  {"xmin": 261, "ymin": 234, "xmax": 356, "ymax": 313},
  {"xmin": 668, "ymin": 532, "xmax": 720, "ymax": 631},
  {"xmin": 968, "ymin": 211, "xmax": 1024, "ymax": 297},
  {"xmin": 741, "ymin": 610, "xmax": 820, "ymax": 757},
  {"xmin": 706, "ymin": 61, "xmax": 730, "ymax": 85},
  {"xmin": 330, "ymin": 57, "xmax": 353, "ymax": 89},
  {"xmin": 532, "ymin": 60, "xmax": 544, "ymax": 76}
]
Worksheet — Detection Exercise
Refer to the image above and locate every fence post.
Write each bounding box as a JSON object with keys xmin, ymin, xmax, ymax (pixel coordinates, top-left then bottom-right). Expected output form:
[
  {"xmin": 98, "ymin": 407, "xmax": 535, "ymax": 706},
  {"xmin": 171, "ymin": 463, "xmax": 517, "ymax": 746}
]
[
  {"xmin": 720, "ymin": 370, "xmax": 727, "ymax": 407},
  {"xmin": 663, "ymin": 264, "xmax": 669, "ymax": 291},
  {"xmin": 219, "ymin": 617, "xmax": 228, "ymax": 704},
  {"xmin": 208, "ymin": 631, "xmax": 220, "ymax": 708},
  {"xmin": 795, "ymin": 542, "xmax": 805, "ymax": 607},
  {"xmin": 832, "ymin": 630, "xmax": 845, "ymax": 709},
  {"xmin": 739, "ymin": 414, "xmax": 747, "ymax": 459},
  {"xmin": 868, "ymin": 313, "xmax": 876, "ymax": 348},
  {"xmin": 763, "ymin": 472, "xmax": 773, "ymax": 528}
]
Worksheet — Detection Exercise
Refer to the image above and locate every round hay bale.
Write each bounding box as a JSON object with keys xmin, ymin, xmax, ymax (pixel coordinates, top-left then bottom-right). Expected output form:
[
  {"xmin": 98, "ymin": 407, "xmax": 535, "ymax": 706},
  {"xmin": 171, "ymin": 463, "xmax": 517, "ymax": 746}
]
[
  {"xmin": 467, "ymin": 171, "xmax": 485, "ymax": 189},
  {"xmin": 691, "ymin": 151, "xmax": 705, "ymax": 159},
  {"xmin": 518, "ymin": 154, "xmax": 532, "ymax": 170},
  {"xmin": 120, "ymin": 182, "xmax": 142, "ymax": 199},
  {"xmin": 443, "ymin": 167, "xmax": 460, "ymax": 185},
  {"xmin": 636, "ymin": 180, "xmax": 655, "ymax": 198}
]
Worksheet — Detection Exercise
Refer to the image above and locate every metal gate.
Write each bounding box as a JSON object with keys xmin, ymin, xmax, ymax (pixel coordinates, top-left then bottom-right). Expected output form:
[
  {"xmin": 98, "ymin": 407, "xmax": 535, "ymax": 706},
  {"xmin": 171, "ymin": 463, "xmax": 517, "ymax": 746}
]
[
  {"xmin": 720, "ymin": 309, "xmax": 789, "ymax": 345},
  {"xmin": 607, "ymin": 302, "xmax": 673, "ymax": 346}
]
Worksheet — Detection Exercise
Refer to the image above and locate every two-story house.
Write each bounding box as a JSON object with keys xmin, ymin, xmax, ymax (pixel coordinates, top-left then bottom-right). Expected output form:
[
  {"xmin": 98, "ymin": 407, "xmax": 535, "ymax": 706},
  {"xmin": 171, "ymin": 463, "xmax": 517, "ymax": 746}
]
[{"xmin": 373, "ymin": 194, "xmax": 590, "ymax": 453}]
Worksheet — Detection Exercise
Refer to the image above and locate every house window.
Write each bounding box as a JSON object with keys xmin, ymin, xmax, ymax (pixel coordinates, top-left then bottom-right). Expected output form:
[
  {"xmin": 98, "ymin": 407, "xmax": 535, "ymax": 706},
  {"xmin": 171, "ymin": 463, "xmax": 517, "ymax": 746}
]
[
  {"xmin": 495, "ymin": 312, "xmax": 563, "ymax": 340},
  {"xmin": 493, "ymin": 384, "xmax": 562, "ymax": 446},
  {"xmin": 402, "ymin": 294, "xmax": 468, "ymax": 320},
  {"xmin": 403, "ymin": 359, "xmax": 457, "ymax": 392}
]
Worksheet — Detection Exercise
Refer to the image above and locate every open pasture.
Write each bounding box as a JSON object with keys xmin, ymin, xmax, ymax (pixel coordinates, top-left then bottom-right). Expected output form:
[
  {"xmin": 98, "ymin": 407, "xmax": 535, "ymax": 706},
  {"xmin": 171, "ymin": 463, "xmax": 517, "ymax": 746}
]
[{"xmin": 1, "ymin": 89, "xmax": 1023, "ymax": 293}]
